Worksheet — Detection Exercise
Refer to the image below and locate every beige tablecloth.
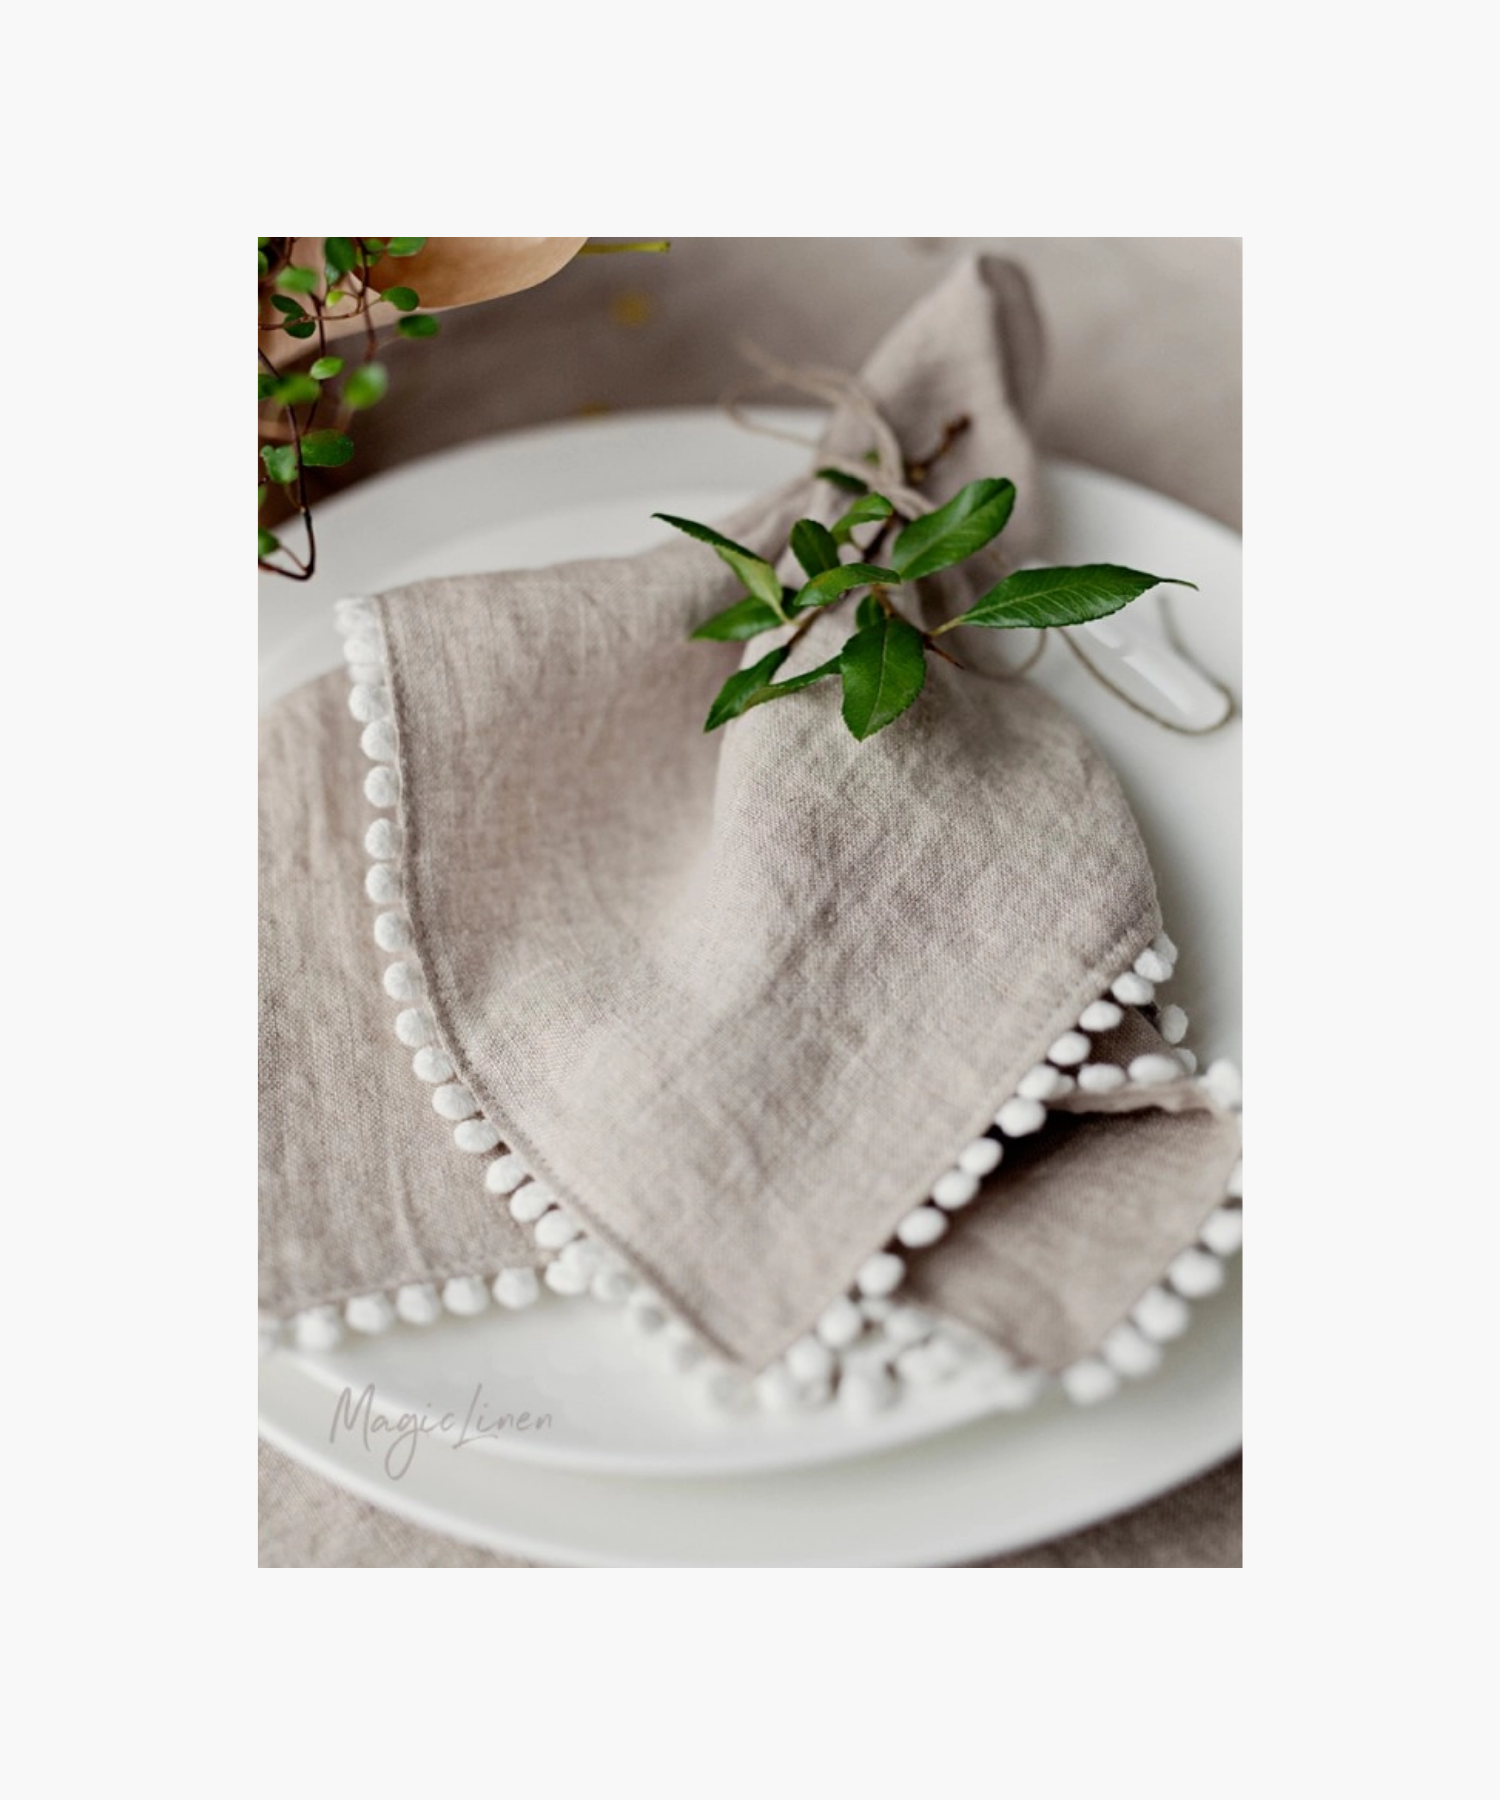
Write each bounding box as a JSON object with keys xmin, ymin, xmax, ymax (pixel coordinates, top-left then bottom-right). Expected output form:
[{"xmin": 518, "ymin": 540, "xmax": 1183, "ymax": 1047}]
[{"xmin": 258, "ymin": 236, "xmax": 1241, "ymax": 1568}]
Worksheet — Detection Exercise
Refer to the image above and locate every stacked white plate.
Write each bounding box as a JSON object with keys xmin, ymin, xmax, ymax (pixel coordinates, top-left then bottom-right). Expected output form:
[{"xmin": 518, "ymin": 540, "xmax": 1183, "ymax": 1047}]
[{"xmin": 258, "ymin": 409, "xmax": 1242, "ymax": 1566}]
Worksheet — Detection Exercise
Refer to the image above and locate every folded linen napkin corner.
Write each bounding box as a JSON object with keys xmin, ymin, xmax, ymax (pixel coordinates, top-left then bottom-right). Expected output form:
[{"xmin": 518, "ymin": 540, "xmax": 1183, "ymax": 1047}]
[{"xmin": 259, "ymin": 253, "xmax": 1242, "ymax": 1412}]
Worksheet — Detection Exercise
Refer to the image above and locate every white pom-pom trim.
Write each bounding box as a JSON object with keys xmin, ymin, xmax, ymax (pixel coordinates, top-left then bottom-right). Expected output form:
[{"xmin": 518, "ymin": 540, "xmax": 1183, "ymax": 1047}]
[
  {"xmin": 360, "ymin": 720, "xmax": 397, "ymax": 763},
  {"xmin": 956, "ymin": 1136, "xmax": 1003, "ymax": 1178},
  {"xmin": 932, "ymin": 1167, "xmax": 981, "ymax": 1209},
  {"xmin": 995, "ymin": 1095, "xmax": 1046, "ymax": 1137},
  {"xmin": 365, "ymin": 818, "xmax": 401, "ymax": 861},
  {"xmin": 393, "ymin": 1007, "xmax": 434, "ymax": 1048},
  {"xmin": 383, "ymin": 962, "xmax": 424, "ymax": 1002},
  {"xmin": 293, "ymin": 1305, "xmax": 343, "ymax": 1351},
  {"xmin": 374, "ymin": 911, "xmax": 411, "ymax": 953},
  {"xmin": 395, "ymin": 1283, "xmax": 443, "ymax": 1325},
  {"xmin": 432, "ymin": 1081, "xmax": 478, "ymax": 1121},
  {"xmin": 492, "ymin": 1267, "xmax": 539, "ymax": 1310},
  {"xmin": 349, "ymin": 683, "xmax": 391, "ymax": 724},
  {"xmin": 364, "ymin": 766, "xmax": 400, "ymax": 808},
  {"xmin": 345, "ymin": 1292, "xmax": 395, "ymax": 1334},
  {"xmin": 508, "ymin": 1181, "xmax": 554, "ymax": 1224},
  {"xmin": 484, "ymin": 1153, "xmax": 530, "ymax": 1195},
  {"xmin": 454, "ymin": 1118, "xmax": 501, "ymax": 1154},
  {"xmin": 1061, "ymin": 1358, "xmax": 1119, "ymax": 1405},
  {"xmin": 412, "ymin": 1045, "xmax": 454, "ymax": 1084},
  {"xmin": 365, "ymin": 864, "xmax": 402, "ymax": 905},
  {"xmin": 442, "ymin": 1274, "xmax": 490, "ymax": 1316},
  {"xmin": 856, "ymin": 1251, "xmax": 906, "ymax": 1297}
]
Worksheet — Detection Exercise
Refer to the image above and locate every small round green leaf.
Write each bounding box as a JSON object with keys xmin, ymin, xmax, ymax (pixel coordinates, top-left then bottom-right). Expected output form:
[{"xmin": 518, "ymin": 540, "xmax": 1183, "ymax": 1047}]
[
  {"xmin": 257, "ymin": 372, "xmax": 278, "ymax": 400},
  {"xmin": 386, "ymin": 238, "xmax": 426, "ymax": 257},
  {"xmin": 271, "ymin": 373, "xmax": 320, "ymax": 407},
  {"xmin": 257, "ymin": 250, "xmax": 269, "ymax": 277},
  {"xmin": 396, "ymin": 313, "xmax": 439, "ymax": 338},
  {"xmin": 258, "ymin": 528, "xmax": 281, "ymax": 557},
  {"xmin": 383, "ymin": 286, "xmax": 419, "ymax": 312},
  {"xmin": 343, "ymin": 362, "xmax": 388, "ymax": 410},
  {"xmin": 282, "ymin": 320, "xmax": 317, "ymax": 339},
  {"xmin": 270, "ymin": 294, "xmax": 305, "ymax": 317},
  {"xmin": 276, "ymin": 265, "xmax": 319, "ymax": 294},
  {"xmin": 300, "ymin": 429, "xmax": 355, "ymax": 468},
  {"xmin": 260, "ymin": 443, "xmax": 299, "ymax": 485},
  {"xmin": 324, "ymin": 236, "xmax": 356, "ymax": 279},
  {"xmin": 309, "ymin": 356, "xmax": 344, "ymax": 379}
]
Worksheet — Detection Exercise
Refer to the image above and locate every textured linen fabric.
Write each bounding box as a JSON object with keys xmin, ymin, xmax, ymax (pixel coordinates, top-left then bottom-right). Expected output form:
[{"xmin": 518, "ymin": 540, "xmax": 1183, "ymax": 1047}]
[
  {"xmin": 259, "ymin": 673, "xmax": 538, "ymax": 1316},
  {"xmin": 262, "ymin": 257, "xmax": 1233, "ymax": 1375},
  {"xmin": 258, "ymin": 238, "xmax": 1242, "ymax": 1566}
]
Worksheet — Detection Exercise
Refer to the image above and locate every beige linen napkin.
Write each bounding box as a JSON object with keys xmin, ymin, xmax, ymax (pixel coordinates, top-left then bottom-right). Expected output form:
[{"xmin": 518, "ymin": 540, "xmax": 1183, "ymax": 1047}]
[{"xmin": 260, "ymin": 254, "xmax": 1241, "ymax": 1411}]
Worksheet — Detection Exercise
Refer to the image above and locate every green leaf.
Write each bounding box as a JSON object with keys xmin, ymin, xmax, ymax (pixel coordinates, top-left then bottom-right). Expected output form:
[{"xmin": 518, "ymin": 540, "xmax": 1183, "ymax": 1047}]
[
  {"xmin": 257, "ymin": 250, "xmax": 269, "ymax": 277},
  {"xmin": 271, "ymin": 373, "xmax": 320, "ymax": 407},
  {"xmin": 360, "ymin": 239, "xmax": 387, "ymax": 258},
  {"xmin": 653, "ymin": 513, "xmax": 786, "ymax": 617},
  {"xmin": 276, "ymin": 265, "xmax": 319, "ymax": 294},
  {"xmin": 383, "ymin": 285, "xmax": 419, "ymax": 312},
  {"xmin": 258, "ymin": 484, "xmax": 267, "ymax": 509},
  {"xmin": 324, "ymin": 236, "xmax": 357, "ymax": 279},
  {"xmin": 891, "ymin": 478, "xmax": 1017, "ymax": 581},
  {"xmin": 283, "ymin": 320, "xmax": 317, "ymax": 339},
  {"xmin": 831, "ymin": 491, "xmax": 894, "ymax": 546},
  {"xmin": 789, "ymin": 518, "xmax": 840, "ymax": 579},
  {"xmin": 788, "ymin": 563, "xmax": 900, "ymax": 615},
  {"xmin": 839, "ymin": 615, "xmax": 927, "ymax": 741},
  {"xmin": 396, "ymin": 313, "xmax": 439, "ymax": 338},
  {"xmin": 270, "ymin": 294, "xmax": 305, "ymax": 317},
  {"xmin": 817, "ymin": 466, "xmax": 868, "ymax": 494},
  {"xmin": 310, "ymin": 355, "xmax": 344, "ymax": 379},
  {"xmin": 300, "ymin": 429, "xmax": 354, "ymax": 468},
  {"xmin": 260, "ymin": 442, "xmax": 299, "ymax": 484},
  {"xmin": 343, "ymin": 362, "xmax": 389, "ymax": 410},
  {"xmin": 386, "ymin": 237, "xmax": 427, "ymax": 257},
  {"xmin": 258, "ymin": 528, "xmax": 280, "ymax": 558},
  {"xmin": 855, "ymin": 593, "xmax": 884, "ymax": 631},
  {"xmin": 257, "ymin": 372, "xmax": 278, "ymax": 400},
  {"xmin": 690, "ymin": 597, "xmax": 785, "ymax": 641},
  {"xmin": 705, "ymin": 647, "xmax": 789, "ymax": 731},
  {"xmin": 760, "ymin": 655, "xmax": 842, "ymax": 699},
  {"xmin": 949, "ymin": 564, "xmax": 1197, "ymax": 632}
]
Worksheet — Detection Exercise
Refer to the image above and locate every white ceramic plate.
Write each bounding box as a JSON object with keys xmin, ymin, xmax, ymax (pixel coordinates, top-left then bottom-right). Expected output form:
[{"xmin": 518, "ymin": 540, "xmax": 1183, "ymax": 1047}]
[{"xmin": 259, "ymin": 409, "xmax": 1240, "ymax": 1554}]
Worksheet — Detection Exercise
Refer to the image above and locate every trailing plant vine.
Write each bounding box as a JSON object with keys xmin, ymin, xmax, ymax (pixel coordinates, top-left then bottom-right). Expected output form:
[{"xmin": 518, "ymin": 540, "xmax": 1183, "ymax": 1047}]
[{"xmin": 258, "ymin": 237, "xmax": 668, "ymax": 579}]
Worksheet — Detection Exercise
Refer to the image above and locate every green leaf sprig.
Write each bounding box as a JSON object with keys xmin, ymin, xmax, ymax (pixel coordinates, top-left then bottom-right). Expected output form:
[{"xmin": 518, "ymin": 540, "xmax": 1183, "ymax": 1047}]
[
  {"xmin": 258, "ymin": 236, "xmax": 434, "ymax": 579},
  {"xmin": 661, "ymin": 473, "xmax": 1194, "ymax": 742}
]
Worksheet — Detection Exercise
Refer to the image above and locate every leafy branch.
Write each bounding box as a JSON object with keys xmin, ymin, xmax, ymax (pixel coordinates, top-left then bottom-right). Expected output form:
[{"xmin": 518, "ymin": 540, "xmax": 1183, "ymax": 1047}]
[
  {"xmin": 661, "ymin": 466, "xmax": 1194, "ymax": 743},
  {"xmin": 257, "ymin": 237, "xmax": 436, "ymax": 580},
  {"xmin": 258, "ymin": 236, "xmax": 672, "ymax": 580}
]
